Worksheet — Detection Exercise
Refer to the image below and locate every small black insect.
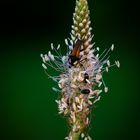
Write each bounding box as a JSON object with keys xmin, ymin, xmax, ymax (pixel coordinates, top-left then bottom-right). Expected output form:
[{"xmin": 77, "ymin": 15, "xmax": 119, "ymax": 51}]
[
  {"xmin": 81, "ymin": 89, "xmax": 90, "ymax": 94},
  {"xmin": 84, "ymin": 72, "xmax": 89, "ymax": 83}
]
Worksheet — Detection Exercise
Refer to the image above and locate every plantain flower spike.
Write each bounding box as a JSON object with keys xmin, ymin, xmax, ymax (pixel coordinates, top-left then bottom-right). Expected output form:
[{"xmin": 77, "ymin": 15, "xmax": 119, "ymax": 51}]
[{"xmin": 41, "ymin": 0, "xmax": 120, "ymax": 140}]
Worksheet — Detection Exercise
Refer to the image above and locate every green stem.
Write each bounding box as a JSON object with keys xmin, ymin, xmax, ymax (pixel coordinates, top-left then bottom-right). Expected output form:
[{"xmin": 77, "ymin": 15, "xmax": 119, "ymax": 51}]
[{"xmin": 71, "ymin": 131, "xmax": 81, "ymax": 140}]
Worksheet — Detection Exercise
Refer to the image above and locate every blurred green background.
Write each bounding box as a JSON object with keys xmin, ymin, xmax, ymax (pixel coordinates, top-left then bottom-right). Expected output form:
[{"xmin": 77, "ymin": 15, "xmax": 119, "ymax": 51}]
[{"xmin": 0, "ymin": 0, "xmax": 139, "ymax": 140}]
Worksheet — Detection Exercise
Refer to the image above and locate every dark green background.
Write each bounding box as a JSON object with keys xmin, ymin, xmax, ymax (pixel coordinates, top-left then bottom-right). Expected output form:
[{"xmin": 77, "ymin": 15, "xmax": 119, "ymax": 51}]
[{"xmin": 0, "ymin": 0, "xmax": 139, "ymax": 140}]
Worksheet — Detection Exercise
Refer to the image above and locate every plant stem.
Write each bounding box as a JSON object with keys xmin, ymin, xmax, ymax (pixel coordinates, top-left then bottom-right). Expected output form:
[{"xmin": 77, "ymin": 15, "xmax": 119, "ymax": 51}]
[{"xmin": 71, "ymin": 131, "xmax": 81, "ymax": 140}]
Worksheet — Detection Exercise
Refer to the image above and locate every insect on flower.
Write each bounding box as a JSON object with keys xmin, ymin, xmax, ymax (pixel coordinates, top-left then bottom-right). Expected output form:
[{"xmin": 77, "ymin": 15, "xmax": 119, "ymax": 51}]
[
  {"xmin": 81, "ymin": 89, "xmax": 90, "ymax": 94},
  {"xmin": 68, "ymin": 39, "xmax": 84, "ymax": 67}
]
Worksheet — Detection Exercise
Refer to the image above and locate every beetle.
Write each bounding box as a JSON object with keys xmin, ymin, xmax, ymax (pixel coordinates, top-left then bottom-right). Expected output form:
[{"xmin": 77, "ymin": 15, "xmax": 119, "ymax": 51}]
[{"xmin": 81, "ymin": 89, "xmax": 90, "ymax": 94}]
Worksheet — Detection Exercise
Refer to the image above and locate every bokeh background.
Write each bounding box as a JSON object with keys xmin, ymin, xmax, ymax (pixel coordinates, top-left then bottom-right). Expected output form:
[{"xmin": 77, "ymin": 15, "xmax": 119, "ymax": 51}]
[{"xmin": 0, "ymin": 0, "xmax": 139, "ymax": 140}]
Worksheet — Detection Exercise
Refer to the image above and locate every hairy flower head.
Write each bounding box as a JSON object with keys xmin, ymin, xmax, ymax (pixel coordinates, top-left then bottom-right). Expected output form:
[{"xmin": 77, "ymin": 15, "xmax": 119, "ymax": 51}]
[{"xmin": 41, "ymin": 0, "xmax": 120, "ymax": 139}]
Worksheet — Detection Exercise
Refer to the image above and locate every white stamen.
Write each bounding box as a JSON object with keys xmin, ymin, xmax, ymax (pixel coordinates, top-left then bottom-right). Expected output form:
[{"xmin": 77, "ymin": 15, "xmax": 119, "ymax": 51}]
[
  {"xmin": 57, "ymin": 44, "xmax": 60, "ymax": 50},
  {"xmin": 88, "ymin": 21, "xmax": 91, "ymax": 25},
  {"xmin": 81, "ymin": 133, "xmax": 85, "ymax": 138},
  {"xmin": 50, "ymin": 54, "xmax": 55, "ymax": 61},
  {"xmin": 88, "ymin": 136, "xmax": 92, "ymax": 140},
  {"xmin": 73, "ymin": 20, "xmax": 78, "ymax": 25},
  {"xmin": 71, "ymin": 25, "xmax": 74, "ymax": 29},
  {"xmin": 72, "ymin": 103, "xmax": 77, "ymax": 111},
  {"xmin": 42, "ymin": 63, "xmax": 47, "ymax": 69},
  {"xmin": 96, "ymin": 74, "xmax": 102, "ymax": 81},
  {"xmin": 62, "ymin": 56, "xmax": 66, "ymax": 64},
  {"xmin": 98, "ymin": 82, "xmax": 102, "ymax": 87},
  {"xmin": 88, "ymin": 100, "xmax": 92, "ymax": 105},
  {"xmin": 40, "ymin": 54, "xmax": 43, "ymax": 58},
  {"xmin": 45, "ymin": 54, "xmax": 49, "ymax": 61},
  {"xmin": 86, "ymin": 79, "xmax": 91, "ymax": 84},
  {"xmin": 97, "ymin": 47, "xmax": 100, "ymax": 51},
  {"xmin": 88, "ymin": 95, "xmax": 95, "ymax": 99},
  {"xmin": 51, "ymin": 43, "xmax": 54, "ymax": 50},
  {"xmin": 65, "ymin": 39, "xmax": 69, "ymax": 46},
  {"xmin": 55, "ymin": 100, "xmax": 60, "ymax": 104},
  {"xmin": 96, "ymin": 54, "xmax": 99, "ymax": 58},
  {"xmin": 107, "ymin": 60, "xmax": 110, "ymax": 66},
  {"xmin": 115, "ymin": 60, "xmax": 120, "ymax": 68},
  {"xmin": 58, "ymin": 83, "xmax": 62, "ymax": 88},
  {"xmin": 75, "ymin": 97, "xmax": 80, "ymax": 103},
  {"xmin": 77, "ymin": 104, "xmax": 83, "ymax": 111},
  {"xmin": 42, "ymin": 56, "xmax": 46, "ymax": 63},
  {"xmin": 97, "ymin": 90, "xmax": 102, "ymax": 96},
  {"xmin": 70, "ymin": 34, "xmax": 75, "ymax": 41},
  {"xmin": 94, "ymin": 96, "xmax": 101, "ymax": 103},
  {"xmin": 48, "ymin": 51, "xmax": 51, "ymax": 57},
  {"xmin": 71, "ymin": 30, "xmax": 75, "ymax": 35},
  {"xmin": 86, "ymin": 117, "xmax": 89, "ymax": 124},
  {"xmin": 104, "ymin": 87, "xmax": 108, "ymax": 93},
  {"xmin": 69, "ymin": 45, "xmax": 73, "ymax": 50},
  {"xmin": 84, "ymin": 137, "xmax": 88, "ymax": 140},
  {"xmin": 52, "ymin": 87, "xmax": 60, "ymax": 92},
  {"xmin": 70, "ymin": 39, "xmax": 73, "ymax": 45},
  {"xmin": 73, "ymin": 61, "xmax": 78, "ymax": 65},
  {"xmin": 87, "ymin": 44, "xmax": 93, "ymax": 49},
  {"xmin": 89, "ymin": 27, "xmax": 92, "ymax": 31},
  {"xmin": 88, "ymin": 37, "xmax": 92, "ymax": 43},
  {"xmin": 111, "ymin": 44, "xmax": 114, "ymax": 51},
  {"xmin": 71, "ymin": 84, "xmax": 77, "ymax": 88},
  {"xmin": 106, "ymin": 67, "xmax": 109, "ymax": 72}
]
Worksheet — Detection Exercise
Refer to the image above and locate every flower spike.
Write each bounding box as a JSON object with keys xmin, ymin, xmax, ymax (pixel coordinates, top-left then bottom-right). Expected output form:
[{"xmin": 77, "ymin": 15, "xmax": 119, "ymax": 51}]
[{"xmin": 41, "ymin": 0, "xmax": 120, "ymax": 140}]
